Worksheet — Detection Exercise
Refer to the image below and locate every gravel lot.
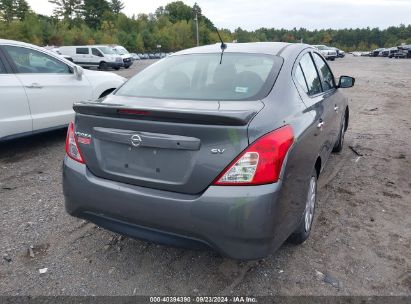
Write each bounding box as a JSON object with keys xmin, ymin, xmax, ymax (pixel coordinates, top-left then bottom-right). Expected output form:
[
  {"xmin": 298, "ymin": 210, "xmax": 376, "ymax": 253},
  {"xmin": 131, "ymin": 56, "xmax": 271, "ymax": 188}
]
[{"xmin": 0, "ymin": 56, "xmax": 410, "ymax": 296}]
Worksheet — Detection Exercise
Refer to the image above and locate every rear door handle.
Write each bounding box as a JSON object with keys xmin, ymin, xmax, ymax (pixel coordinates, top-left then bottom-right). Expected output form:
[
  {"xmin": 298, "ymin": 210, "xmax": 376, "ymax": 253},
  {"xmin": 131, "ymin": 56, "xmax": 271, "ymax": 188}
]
[
  {"xmin": 26, "ymin": 83, "xmax": 43, "ymax": 89},
  {"xmin": 334, "ymin": 105, "xmax": 339, "ymax": 112},
  {"xmin": 317, "ymin": 121, "xmax": 325, "ymax": 129}
]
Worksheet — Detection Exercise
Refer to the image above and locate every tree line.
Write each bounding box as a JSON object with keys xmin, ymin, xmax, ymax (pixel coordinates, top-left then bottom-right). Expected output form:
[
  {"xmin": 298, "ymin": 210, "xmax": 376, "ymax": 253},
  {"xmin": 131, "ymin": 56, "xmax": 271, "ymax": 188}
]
[{"xmin": 1, "ymin": 0, "xmax": 410, "ymax": 52}]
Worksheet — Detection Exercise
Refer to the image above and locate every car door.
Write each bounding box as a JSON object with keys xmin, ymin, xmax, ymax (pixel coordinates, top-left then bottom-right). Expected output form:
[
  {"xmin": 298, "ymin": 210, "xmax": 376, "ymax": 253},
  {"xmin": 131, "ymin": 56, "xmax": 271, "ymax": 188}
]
[
  {"xmin": 91, "ymin": 47, "xmax": 104, "ymax": 65},
  {"xmin": 293, "ymin": 51, "xmax": 335, "ymax": 167},
  {"xmin": 0, "ymin": 48, "xmax": 32, "ymax": 140},
  {"xmin": 74, "ymin": 47, "xmax": 92, "ymax": 66},
  {"xmin": 311, "ymin": 52, "xmax": 340, "ymax": 143},
  {"xmin": 2, "ymin": 45, "xmax": 92, "ymax": 131}
]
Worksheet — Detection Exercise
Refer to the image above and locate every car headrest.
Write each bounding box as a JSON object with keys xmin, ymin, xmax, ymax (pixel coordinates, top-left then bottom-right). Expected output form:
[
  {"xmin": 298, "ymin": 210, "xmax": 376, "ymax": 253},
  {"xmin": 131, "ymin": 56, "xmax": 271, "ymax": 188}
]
[
  {"xmin": 235, "ymin": 71, "xmax": 264, "ymax": 95},
  {"xmin": 212, "ymin": 64, "xmax": 237, "ymax": 89},
  {"xmin": 163, "ymin": 71, "xmax": 191, "ymax": 91}
]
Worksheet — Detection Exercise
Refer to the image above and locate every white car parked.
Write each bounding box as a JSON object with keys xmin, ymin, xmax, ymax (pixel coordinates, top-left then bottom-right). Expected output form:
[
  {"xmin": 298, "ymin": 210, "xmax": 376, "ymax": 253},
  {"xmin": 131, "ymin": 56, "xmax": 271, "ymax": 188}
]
[
  {"xmin": 313, "ymin": 45, "xmax": 338, "ymax": 61},
  {"xmin": 43, "ymin": 46, "xmax": 74, "ymax": 62},
  {"xmin": 109, "ymin": 45, "xmax": 134, "ymax": 69},
  {"xmin": 59, "ymin": 45, "xmax": 124, "ymax": 70},
  {"xmin": 0, "ymin": 39, "xmax": 127, "ymax": 141}
]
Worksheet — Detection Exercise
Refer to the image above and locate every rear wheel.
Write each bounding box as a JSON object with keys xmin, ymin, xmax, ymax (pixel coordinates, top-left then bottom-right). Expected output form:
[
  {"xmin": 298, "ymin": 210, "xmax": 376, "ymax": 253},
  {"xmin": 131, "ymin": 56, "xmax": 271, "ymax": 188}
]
[
  {"xmin": 289, "ymin": 170, "xmax": 317, "ymax": 244},
  {"xmin": 125, "ymin": 66, "xmax": 130, "ymax": 69},
  {"xmin": 99, "ymin": 62, "xmax": 108, "ymax": 71},
  {"xmin": 333, "ymin": 114, "xmax": 346, "ymax": 153},
  {"xmin": 114, "ymin": 67, "xmax": 120, "ymax": 71}
]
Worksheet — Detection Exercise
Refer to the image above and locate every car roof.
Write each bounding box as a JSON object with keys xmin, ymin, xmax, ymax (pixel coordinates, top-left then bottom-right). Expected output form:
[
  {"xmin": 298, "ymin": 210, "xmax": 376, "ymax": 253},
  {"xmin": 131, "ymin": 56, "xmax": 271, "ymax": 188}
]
[
  {"xmin": 0, "ymin": 38, "xmax": 41, "ymax": 49},
  {"xmin": 0, "ymin": 38, "xmax": 60, "ymax": 54},
  {"xmin": 173, "ymin": 42, "xmax": 307, "ymax": 56},
  {"xmin": 0, "ymin": 39, "xmax": 75, "ymax": 65}
]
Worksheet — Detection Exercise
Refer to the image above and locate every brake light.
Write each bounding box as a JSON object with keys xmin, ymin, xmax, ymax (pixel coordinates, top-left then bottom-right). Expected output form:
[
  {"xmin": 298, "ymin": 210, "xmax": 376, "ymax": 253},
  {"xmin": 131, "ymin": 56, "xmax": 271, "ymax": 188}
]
[
  {"xmin": 65, "ymin": 122, "xmax": 85, "ymax": 164},
  {"xmin": 213, "ymin": 125, "xmax": 294, "ymax": 185},
  {"xmin": 118, "ymin": 109, "xmax": 149, "ymax": 116}
]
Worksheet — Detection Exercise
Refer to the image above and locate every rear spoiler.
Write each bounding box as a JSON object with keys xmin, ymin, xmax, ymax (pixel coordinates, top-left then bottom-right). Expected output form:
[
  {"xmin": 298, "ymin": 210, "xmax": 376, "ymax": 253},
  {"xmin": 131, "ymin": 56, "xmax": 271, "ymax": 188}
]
[{"xmin": 73, "ymin": 101, "xmax": 260, "ymax": 126}]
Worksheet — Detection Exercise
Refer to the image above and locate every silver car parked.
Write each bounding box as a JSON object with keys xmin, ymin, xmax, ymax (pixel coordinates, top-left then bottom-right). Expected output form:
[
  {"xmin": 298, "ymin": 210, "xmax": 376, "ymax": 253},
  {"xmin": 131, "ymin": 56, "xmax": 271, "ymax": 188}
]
[{"xmin": 63, "ymin": 42, "xmax": 354, "ymax": 260}]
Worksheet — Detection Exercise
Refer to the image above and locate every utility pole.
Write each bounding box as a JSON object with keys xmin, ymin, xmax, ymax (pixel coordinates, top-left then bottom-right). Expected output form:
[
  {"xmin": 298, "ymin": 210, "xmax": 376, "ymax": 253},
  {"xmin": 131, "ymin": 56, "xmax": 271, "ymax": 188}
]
[{"xmin": 194, "ymin": 12, "xmax": 199, "ymax": 47}]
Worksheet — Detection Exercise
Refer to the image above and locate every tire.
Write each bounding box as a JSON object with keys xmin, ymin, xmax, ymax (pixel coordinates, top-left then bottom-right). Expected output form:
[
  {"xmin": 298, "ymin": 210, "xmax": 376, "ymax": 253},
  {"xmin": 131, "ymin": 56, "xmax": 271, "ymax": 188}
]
[
  {"xmin": 114, "ymin": 67, "xmax": 120, "ymax": 71},
  {"xmin": 125, "ymin": 66, "xmax": 130, "ymax": 69},
  {"xmin": 289, "ymin": 169, "xmax": 317, "ymax": 244},
  {"xmin": 333, "ymin": 113, "xmax": 346, "ymax": 153},
  {"xmin": 99, "ymin": 62, "xmax": 108, "ymax": 71}
]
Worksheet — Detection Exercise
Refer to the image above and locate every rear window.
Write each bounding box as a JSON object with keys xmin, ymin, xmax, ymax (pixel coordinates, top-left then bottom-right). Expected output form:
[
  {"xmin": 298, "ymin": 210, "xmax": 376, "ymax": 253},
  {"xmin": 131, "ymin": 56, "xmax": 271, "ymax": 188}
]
[{"xmin": 115, "ymin": 53, "xmax": 283, "ymax": 101}]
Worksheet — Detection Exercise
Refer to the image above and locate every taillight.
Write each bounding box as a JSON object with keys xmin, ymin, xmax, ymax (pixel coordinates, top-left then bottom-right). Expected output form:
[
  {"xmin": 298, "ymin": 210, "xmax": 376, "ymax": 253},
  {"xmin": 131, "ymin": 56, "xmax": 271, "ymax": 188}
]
[
  {"xmin": 65, "ymin": 122, "xmax": 85, "ymax": 164},
  {"xmin": 213, "ymin": 125, "xmax": 294, "ymax": 185}
]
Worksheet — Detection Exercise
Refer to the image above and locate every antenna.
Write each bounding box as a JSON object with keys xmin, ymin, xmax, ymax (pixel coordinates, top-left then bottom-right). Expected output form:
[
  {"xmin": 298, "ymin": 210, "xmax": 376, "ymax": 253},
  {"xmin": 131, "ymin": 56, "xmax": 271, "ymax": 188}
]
[{"xmin": 215, "ymin": 28, "xmax": 227, "ymax": 64}]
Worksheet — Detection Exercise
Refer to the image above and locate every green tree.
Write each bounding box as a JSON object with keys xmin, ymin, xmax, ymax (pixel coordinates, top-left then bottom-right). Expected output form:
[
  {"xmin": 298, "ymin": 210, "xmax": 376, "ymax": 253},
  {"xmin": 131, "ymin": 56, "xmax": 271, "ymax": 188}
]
[
  {"xmin": 164, "ymin": 1, "xmax": 192, "ymax": 23},
  {"xmin": 192, "ymin": 2, "xmax": 201, "ymax": 18},
  {"xmin": 0, "ymin": 0, "xmax": 15, "ymax": 23},
  {"xmin": 81, "ymin": 0, "xmax": 109, "ymax": 29},
  {"xmin": 0, "ymin": 0, "xmax": 30, "ymax": 22},
  {"xmin": 48, "ymin": 0, "xmax": 82, "ymax": 22},
  {"xmin": 14, "ymin": 0, "xmax": 29, "ymax": 20},
  {"xmin": 135, "ymin": 33, "xmax": 144, "ymax": 51},
  {"xmin": 110, "ymin": 0, "xmax": 124, "ymax": 15}
]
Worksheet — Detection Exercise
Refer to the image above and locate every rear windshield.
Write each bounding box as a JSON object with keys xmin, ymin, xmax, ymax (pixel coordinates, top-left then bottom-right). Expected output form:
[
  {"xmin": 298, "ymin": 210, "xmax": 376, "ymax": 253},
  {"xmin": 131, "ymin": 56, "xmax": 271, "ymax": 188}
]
[{"xmin": 115, "ymin": 53, "xmax": 283, "ymax": 101}]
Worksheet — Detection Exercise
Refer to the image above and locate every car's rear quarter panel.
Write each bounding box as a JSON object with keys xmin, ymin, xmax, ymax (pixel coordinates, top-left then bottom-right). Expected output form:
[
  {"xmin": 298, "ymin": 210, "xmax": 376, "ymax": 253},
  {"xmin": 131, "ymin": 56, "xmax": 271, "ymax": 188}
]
[{"xmin": 247, "ymin": 46, "xmax": 321, "ymax": 241}]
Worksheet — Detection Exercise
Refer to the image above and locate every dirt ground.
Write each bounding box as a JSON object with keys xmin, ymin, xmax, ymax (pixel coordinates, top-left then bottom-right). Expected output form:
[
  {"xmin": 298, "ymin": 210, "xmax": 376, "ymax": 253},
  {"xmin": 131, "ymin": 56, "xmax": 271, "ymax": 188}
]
[{"xmin": 0, "ymin": 56, "xmax": 410, "ymax": 296}]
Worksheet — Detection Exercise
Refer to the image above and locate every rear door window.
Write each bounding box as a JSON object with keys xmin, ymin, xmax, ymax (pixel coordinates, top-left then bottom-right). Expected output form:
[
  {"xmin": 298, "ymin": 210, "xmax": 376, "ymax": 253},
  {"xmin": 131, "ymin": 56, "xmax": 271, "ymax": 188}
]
[
  {"xmin": 298, "ymin": 53, "xmax": 322, "ymax": 96},
  {"xmin": 312, "ymin": 53, "xmax": 335, "ymax": 91},
  {"xmin": 76, "ymin": 48, "xmax": 89, "ymax": 55}
]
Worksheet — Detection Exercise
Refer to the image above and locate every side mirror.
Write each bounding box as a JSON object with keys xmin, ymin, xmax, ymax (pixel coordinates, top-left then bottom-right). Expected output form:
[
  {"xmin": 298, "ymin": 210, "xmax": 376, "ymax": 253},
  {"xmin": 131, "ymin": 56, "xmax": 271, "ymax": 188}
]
[
  {"xmin": 73, "ymin": 65, "xmax": 84, "ymax": 81},
  {"xmin": 338, "ymin": 76, "xmax": 355, "ymax": 88}
]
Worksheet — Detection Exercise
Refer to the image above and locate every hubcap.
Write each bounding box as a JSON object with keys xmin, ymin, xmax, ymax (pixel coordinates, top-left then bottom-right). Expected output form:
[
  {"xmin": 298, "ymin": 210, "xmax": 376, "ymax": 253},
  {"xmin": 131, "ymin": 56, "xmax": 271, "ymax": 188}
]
[{"xmin": 304, "ymin": 176, "xmax": 316, "ymax": 232}]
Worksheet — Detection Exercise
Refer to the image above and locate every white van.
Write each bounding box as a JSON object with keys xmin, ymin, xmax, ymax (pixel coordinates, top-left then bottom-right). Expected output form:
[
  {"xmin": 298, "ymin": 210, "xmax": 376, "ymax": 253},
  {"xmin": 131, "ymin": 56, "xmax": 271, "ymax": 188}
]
[
  {"xmin": 109, "ymin": 45, "xmax": 134, "ymax": 69},
  {"xmin": 59, "ymin": 45, "xmax": 123, "ymax": 70}
]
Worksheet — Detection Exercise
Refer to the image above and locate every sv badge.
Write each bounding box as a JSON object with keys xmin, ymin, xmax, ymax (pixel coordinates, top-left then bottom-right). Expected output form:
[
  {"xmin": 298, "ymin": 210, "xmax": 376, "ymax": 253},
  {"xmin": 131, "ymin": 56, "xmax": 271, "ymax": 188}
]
[{"xmin": 211, "ymin": 149, "xmax": 226, "ymax": 154}]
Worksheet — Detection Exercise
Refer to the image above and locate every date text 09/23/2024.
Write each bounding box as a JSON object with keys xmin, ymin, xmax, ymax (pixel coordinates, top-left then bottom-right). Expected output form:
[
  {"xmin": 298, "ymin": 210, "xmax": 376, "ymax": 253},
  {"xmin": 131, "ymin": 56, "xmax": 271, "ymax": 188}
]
[{"xmin": 149, "ymin": 296, "xmax": 257, "ymax": 303}]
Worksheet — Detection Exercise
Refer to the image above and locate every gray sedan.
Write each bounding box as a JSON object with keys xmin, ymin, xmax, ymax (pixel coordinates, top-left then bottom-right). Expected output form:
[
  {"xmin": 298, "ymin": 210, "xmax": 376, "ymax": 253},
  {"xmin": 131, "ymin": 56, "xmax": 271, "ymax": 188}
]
[{"xmin": 63, "ymin": 42, "xmax": 354, "ymax": 260}]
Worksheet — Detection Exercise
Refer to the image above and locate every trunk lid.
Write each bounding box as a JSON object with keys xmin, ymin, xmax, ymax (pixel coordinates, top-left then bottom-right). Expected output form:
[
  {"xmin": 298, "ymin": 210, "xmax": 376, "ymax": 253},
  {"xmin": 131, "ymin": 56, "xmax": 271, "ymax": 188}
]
[{"xmin": 74, "ymin": 95, "xmax": 263, "ymax": 194}]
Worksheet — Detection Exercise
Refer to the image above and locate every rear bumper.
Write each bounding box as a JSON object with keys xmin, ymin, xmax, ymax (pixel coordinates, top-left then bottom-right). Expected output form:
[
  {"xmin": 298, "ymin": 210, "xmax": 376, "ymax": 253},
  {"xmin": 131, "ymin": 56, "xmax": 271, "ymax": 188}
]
[{"xmin": 62, "ymin": 156, "xmax": 289, "ymax": 260}]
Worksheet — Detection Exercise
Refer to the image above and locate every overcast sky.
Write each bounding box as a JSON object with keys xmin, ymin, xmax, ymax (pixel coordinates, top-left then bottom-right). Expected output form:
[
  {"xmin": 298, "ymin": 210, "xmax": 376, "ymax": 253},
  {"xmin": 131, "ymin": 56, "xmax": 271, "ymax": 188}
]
[{"xmin": 27, "ymin": 0, "xmax": 411, "ymax": 31}]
